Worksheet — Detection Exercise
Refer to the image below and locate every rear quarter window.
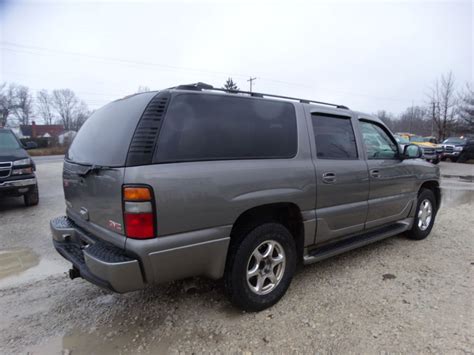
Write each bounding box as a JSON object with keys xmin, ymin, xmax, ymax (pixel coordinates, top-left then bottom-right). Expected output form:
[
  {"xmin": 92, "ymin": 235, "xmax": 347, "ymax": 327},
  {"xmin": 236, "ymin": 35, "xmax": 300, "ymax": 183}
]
[
  {"xmin": 67, "ymin": 92, "xmax": 157, "ymax": 167},
  {"xmin": 154, "ymin": 94, "xmax": 297, "ymax": 163}
]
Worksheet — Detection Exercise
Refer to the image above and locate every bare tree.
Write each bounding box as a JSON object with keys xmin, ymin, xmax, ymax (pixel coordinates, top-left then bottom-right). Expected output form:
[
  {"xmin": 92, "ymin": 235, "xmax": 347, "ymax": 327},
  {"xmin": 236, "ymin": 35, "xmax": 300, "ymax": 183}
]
[
  {"xmin": 457, "ymin": 83, "xmax": 474, "ymax": 134},
  {"xmin": 427, "ymin": 72, "xmax": 458, "ymax": 140},
  {"xmin": 36, "ymin": 90, "xmax": 55, "ymax": 125},
  {"xmin": 12, "ymin": 85, "xmax": 33, "ymax": 126},
  {"xmin": 52, "ymin": 89, "xmax": 80, "ymax": 130},
  {"xmin": 71, "ymin": 102, "xmax": 91, "ymax": 131},
  {"xmin": 0, "ymin": 83, "xmax": 18, "ymax": 127}
]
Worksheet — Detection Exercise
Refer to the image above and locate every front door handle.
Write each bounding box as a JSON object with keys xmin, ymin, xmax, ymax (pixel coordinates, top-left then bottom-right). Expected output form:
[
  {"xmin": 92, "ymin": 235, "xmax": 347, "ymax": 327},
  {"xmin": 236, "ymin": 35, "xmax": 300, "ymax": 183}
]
[
  {"xmin": 370, "ymin": 169, "xmax": 380, "ymax": 178},
  {"xmin": 322, "ymin": 172, "xmax": 336, "ymax": 184}
]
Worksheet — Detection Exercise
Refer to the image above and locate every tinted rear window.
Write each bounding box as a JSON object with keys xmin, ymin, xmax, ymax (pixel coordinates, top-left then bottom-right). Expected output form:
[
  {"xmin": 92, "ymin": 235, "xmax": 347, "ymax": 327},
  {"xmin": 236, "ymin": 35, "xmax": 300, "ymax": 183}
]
[
  {"xmin": 154, "ymin": 94, "xmax": 297, "ymax": 163},
  {"xmin": 67, "ymin": 92, "xmax": 157, "ymax": 166},
  {"xmin": 312, "ymin": 114, "xmax": 358, "ymax": 159}
]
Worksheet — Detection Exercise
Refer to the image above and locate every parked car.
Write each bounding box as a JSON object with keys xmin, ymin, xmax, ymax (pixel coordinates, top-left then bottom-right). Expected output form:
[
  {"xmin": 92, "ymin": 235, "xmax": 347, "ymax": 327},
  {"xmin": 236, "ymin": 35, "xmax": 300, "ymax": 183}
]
[
  {"xmin": 0, "ymin": 128, "xmax": 39, "ymax": 206},
  {"xmin": 51, "ymin": 83, "xmax": 440, "ymax": 311},
  {"xmin": 441, "ymin": 137, "xmax": 467, "ymax": 162},
  {"xmin": 457, "ymin": 138, "xmax": 474, "ymax": 163},
  {"xmin": 407, "ymin": 135, "xmax": 440, "ymax": 164}
]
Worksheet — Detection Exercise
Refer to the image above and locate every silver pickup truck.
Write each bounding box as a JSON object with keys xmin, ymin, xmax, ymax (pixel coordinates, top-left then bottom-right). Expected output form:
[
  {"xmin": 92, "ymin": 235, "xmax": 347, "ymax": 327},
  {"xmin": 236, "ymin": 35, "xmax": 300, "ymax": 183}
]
[{"xmin": 51, "ymin": 83, "xmax": 440, "ymax": 311}]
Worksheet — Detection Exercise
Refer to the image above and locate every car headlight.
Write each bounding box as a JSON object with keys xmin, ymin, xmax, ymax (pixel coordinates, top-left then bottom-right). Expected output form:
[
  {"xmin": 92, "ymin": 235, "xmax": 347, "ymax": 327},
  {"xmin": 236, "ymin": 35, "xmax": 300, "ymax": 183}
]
[
  {"xmin": 11, "ymin": 167, "xmax": 33, "ymax": 175},
  {"xmin": 454, "ymin": 146, "xmax": 463, "ymax": 151},
  {"xmin": 13, "ymin": 158, "xmax": 32, "ymax": 166}
]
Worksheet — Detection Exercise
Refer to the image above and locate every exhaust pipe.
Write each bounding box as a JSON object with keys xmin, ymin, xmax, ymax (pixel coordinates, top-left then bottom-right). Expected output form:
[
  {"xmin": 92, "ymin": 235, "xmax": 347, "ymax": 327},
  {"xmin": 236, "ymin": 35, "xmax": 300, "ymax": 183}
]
[{"xmin": 69, "ymin": 267, "xmax": 81, "ymax": 280}]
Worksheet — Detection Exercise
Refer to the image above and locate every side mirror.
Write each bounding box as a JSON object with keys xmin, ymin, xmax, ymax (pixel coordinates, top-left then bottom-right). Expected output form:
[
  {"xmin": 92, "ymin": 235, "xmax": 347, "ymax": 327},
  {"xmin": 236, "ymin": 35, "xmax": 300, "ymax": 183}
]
[
  {"xmin": 403, "ymin": 144, "xmax": 422, "ymax": 159},
  {"xmin": 24, "ymin": 141, "xmax": 38, "ymax": 150}
]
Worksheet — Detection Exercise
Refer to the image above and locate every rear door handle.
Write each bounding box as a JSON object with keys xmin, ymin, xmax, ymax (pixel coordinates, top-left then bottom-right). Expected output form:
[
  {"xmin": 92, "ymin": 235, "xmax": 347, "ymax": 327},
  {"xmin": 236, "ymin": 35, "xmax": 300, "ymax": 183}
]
[
  {"xmin": 322, "ymin": 172, "xmax": 336, "ymax": 184},
  {"xmin": 370, "ymin": 169, "xmax": 380, "ymax": 178}
]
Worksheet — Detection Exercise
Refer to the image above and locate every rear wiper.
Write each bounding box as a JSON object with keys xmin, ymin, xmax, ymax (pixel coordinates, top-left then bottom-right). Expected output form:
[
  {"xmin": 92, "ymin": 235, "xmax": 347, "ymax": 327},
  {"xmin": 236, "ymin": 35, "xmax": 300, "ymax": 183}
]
[{"xmin": 77, "ymin": 164, "xmax": 113, "ymax": 177}]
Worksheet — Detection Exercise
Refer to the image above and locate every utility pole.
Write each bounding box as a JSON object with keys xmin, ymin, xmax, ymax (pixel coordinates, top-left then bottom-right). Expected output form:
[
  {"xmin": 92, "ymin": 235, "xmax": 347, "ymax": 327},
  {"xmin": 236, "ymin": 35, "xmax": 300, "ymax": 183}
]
[{"xmin": 247, "ymin": 77, "xmax": 257, "ymax": 92}]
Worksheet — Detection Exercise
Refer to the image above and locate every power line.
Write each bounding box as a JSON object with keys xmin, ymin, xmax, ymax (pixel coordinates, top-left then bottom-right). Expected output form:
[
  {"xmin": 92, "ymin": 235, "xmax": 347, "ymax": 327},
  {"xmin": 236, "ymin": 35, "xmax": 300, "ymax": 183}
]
[{"xmin": 1, "ymin": 40, "xmax": 424, "ymax": 106}]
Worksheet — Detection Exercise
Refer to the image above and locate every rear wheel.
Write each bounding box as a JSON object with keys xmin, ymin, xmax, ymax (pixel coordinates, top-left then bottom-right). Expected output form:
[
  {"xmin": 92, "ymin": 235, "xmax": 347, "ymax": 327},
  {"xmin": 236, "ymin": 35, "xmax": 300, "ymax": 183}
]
[
  {"xmin": 224, "ymin": 223, "xmax": 296, "ymax": 312},
  {"xmin": 431, "ymin": 158, "xmax": 440, "ymax": 164},
  {"xmin": 406, "ymin": 189, "xmax": 436, "ymax": 240},
  {"xmin": 24, "ymin": 184, "xmax": 39, "ymax": 206},
  {"xmin": 450, "ymin": 157, "xmax": 458, "ymax": 162}
]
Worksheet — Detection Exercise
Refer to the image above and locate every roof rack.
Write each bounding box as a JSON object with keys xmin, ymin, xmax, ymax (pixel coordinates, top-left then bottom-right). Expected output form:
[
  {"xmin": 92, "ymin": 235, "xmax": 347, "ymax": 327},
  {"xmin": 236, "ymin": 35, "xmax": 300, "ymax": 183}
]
[{"xmin": 172, "ymin": 82, "xmax": 349, "ymax": 109}]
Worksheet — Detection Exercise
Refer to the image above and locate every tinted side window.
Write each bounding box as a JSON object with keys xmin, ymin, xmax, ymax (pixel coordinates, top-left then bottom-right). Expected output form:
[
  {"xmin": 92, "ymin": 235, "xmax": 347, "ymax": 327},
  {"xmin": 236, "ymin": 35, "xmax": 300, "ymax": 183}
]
[
  {"xmin": 154, "ymin": 94, "xmax": 297, "ymax": 162},
  {"xmin": 311, "ymin": 114, "xmax": 358, "ymax": 159},
  {"xmin": 360, "ymin": 121, "xmax": 398, "ymax": 159}
]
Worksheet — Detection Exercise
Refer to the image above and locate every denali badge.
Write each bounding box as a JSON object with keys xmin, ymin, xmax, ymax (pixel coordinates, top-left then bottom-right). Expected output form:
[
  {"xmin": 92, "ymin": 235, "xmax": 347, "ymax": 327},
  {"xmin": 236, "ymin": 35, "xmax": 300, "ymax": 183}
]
[{"xmin": 108, "ymin": 220, "xmax": 122, "ymax": 232}]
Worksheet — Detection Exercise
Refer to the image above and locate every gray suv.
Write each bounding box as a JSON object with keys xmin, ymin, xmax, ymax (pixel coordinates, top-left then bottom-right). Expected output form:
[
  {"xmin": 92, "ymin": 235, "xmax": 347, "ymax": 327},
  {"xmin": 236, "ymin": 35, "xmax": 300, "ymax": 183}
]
[{"xmin": 51, "ymin": 83, "xmax": 440, "ymax": 311}]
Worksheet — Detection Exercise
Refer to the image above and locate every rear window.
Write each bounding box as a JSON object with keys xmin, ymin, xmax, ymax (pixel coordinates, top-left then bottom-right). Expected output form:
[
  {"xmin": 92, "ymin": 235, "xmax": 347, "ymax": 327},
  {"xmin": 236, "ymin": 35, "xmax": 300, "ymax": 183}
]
[
  {"xmin": 154, "ymin": 94, "xmax": 297, "ymax": 163},
  {"xmin": 67, "ymin": 92, "xmax": 157, "ymax": 166}
]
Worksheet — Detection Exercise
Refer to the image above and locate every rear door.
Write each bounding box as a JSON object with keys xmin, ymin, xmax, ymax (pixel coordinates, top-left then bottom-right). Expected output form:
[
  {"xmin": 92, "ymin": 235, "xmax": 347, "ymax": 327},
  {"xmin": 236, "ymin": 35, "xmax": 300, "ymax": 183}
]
[
  {"xmin": 358, "ymin": 119, "xmax": 416, "ymax": 229},
  {"xmin": 308, "ymin": 111, "xmax": 369, "ymax": 245}
]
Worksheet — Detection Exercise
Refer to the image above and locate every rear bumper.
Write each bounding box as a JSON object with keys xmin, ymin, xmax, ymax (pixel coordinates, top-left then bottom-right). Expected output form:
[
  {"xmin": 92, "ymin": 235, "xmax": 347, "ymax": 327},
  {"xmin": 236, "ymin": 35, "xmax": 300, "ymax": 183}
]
[
  {"xmin": 51, "ymin": 216, "xmax": 145, "ymax": 293},
  {"xmin": 51, "ymin": 215, "xmax": 231, "ymax": 292}
]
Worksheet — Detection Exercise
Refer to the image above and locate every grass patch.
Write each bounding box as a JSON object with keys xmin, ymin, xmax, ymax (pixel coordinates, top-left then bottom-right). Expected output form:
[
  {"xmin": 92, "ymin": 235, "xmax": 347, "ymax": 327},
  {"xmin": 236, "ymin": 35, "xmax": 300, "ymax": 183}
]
[{"xmin": 28, "ymin": 147, "xmax": 67, "ymax": 156}]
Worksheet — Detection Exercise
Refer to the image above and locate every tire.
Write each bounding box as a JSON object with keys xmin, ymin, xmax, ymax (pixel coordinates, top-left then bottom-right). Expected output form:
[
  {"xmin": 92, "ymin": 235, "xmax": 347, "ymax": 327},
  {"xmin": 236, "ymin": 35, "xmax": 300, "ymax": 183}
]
[
  {"xmin": 431, "ymin": 158, "xmax": 439, "ymax": 165},
  {"xmin": 224, "ymin": 223, "xmax": 296, "ymax": 312},
  {"xmin": 440, "ymin": 157, "xmax": 446, "ymax": 161},
  {"xmin": 24, "ymin": 184, "xmax": 39, "ymax": 206},
  {"xmin": 406, "ymin": 189, "xmax": 437, "ymax": 240},
  {"xmin": 450, "ymin": 157, "xmax": 458, "ymax": 162}
]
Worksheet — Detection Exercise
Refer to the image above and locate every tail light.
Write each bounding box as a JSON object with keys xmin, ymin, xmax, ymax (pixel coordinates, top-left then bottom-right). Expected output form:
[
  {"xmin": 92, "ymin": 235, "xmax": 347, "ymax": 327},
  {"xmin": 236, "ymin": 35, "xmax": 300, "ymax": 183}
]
[{"xmin": 123, "ymin": 186, "xmax": 156, "ymax": 239}]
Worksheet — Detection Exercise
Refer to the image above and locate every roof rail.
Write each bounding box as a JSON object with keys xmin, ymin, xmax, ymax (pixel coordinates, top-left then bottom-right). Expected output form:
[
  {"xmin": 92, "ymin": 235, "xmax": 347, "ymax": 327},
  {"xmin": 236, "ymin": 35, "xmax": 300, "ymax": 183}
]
[{"xmin": 170, "ymin": 82, "xmax": 349, "ymax": 109}]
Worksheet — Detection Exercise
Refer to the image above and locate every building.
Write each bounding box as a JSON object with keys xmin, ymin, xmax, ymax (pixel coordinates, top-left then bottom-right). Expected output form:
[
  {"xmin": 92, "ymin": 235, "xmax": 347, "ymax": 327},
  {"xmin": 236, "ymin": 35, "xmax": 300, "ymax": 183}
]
[{"xmin": 19, "ymin": 121, "xmax": 65, "ymax": 139}]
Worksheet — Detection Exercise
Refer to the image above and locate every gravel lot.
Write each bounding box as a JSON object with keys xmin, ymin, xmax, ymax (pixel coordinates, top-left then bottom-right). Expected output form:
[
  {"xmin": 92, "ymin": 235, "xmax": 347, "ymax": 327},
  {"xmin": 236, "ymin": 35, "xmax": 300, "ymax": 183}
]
[{"xmin": 0, "ymin": 159, "xmax": 473, "ymax": 354}]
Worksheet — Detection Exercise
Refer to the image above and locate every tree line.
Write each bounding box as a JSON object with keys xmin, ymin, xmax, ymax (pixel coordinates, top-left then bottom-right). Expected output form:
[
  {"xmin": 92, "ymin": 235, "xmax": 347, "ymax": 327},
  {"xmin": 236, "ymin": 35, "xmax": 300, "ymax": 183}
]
[
  {"xmin": 0, "ymin": 83, "xmax": 91, "ymax": 131},
  {"xmin": 377, "ymin": 72, "xmax": 473, "ymax": 140}
]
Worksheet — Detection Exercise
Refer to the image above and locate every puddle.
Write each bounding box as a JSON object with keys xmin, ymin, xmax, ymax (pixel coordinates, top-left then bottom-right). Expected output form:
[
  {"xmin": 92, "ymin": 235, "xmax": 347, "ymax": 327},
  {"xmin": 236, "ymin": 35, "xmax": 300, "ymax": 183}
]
[
  {"xmin": 26, "ymin": 327, "xmax": 176, "ymax": 355},
  {"xmin": 441, "ymin": 188, "xmax": 474, "ymax": 207},
  {"xmin": 0, "ymin": 248, "xmax": 39, "ymax": 279}
]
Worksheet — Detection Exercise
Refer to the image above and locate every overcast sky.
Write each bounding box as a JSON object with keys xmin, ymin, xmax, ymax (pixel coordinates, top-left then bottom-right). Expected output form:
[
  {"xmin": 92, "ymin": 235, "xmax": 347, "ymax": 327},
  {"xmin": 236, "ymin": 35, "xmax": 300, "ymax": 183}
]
[{"xmin": 1, "ymin": 0, "xmax": 472, "ymax": 116}]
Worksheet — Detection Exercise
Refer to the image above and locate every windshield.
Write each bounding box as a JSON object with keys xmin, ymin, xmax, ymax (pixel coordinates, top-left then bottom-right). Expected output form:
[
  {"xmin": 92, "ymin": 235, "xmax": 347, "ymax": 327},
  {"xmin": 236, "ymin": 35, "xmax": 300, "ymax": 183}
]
[
  {"xmin": 443, "ymin": 137, "xmax": 465, "ymax": 145},
  {"xmin": 409, "ymin": 136, "xmax": 423, "ymax": 142},
  {"xmin": 394, "ymin": 135, "xmax": 409, "ymax": 144},
  {"xmin": 0, "ymin": 130, "xmax": 21, "ymax": 150}
]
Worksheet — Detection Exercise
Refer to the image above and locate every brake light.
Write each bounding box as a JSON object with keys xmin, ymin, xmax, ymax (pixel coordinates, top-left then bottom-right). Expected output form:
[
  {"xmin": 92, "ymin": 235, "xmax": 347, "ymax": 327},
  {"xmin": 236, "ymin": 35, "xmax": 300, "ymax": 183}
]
[{"xmin": 123, "ymin": 186, "xmax": 155, "ymax": 239}]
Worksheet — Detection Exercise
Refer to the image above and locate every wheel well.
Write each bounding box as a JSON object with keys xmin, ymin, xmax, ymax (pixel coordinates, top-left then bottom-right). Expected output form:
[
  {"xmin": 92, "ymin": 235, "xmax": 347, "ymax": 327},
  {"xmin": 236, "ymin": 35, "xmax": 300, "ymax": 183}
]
[
  {"xmin": 230, "ymin": 203, "xmax": 305, "ymax": 262},
  {"xmin": 419, "ymin": 181, "xmax": 441, "ymax": 208}
]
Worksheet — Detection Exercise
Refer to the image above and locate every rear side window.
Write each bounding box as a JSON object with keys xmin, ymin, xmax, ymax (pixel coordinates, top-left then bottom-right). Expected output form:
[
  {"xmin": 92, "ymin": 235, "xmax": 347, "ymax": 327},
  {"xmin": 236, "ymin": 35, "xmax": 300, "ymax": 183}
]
[
  {"xmin": 67, "ymin": 92, "xmax": 157, "ymax": 167},
  {"xmin": 311, "ymin": 114, "xmax": 358, "ymax": 159},
  {"xmin": 154, "ymin": 94, "xmax": 297, "ymax": 163}
]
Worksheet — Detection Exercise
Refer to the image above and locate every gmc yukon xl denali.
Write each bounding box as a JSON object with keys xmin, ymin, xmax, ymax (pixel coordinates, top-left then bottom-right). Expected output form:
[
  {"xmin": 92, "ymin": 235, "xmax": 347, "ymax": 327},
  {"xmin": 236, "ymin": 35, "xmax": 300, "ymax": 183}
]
[{"xmin": 51, "ymin": 83, "xmax": 440, "ymax": 311}]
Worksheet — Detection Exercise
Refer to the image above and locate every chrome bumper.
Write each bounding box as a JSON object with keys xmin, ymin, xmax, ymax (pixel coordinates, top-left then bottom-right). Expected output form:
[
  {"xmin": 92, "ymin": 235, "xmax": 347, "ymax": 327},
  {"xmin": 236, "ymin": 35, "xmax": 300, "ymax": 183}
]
[{"xmin": 0, "ymin": 177, "xmax": 37, "ymax": 188}]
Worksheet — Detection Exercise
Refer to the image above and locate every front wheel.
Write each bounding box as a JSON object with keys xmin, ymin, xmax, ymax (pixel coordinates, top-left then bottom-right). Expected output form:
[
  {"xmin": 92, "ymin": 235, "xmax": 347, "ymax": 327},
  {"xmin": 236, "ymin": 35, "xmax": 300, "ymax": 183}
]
[
  {"xmin": 406, "ymin": 189, "xmax": 437, "ymax": 240},
  {"xmin": 24, "ymin": 184, "xmax": 39, "ymax": 206},
  {"xmin": 431, "ymin": 158, "xmax": 440, "ymax": 165},
  {"xmin": 224, "ymin": 223, "xmax": 296, "ymax": 312}
]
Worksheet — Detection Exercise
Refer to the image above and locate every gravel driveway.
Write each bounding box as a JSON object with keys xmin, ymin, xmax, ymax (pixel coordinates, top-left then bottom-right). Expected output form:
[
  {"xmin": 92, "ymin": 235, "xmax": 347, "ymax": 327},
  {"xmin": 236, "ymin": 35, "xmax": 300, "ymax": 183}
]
[{"xmin": 0, "ymin": 161, "xmax": 473, "ymax": 354}]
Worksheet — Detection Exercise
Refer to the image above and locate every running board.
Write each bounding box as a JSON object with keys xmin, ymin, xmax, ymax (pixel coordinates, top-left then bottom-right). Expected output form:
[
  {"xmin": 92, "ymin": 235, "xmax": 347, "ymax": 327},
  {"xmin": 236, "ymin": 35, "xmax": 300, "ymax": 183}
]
[{"xmin": 303, "ymin": 221, "xmax": 411, "ymax": 265}]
